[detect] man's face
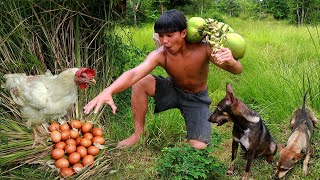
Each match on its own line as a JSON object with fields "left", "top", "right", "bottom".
{"left": 158, "top": 30, "right": 186, "bottom": 54}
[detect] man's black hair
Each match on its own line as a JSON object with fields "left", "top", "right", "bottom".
{"left": 154, "top": 9, "right": 187, "bottom": 34}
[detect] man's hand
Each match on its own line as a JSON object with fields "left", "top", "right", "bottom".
{"left": 211, "top": 48, "right": 237, "bottom": 66}
{"left": 83, "top": 88, "right": 117, "bottom": 114}
{"left": 210, "top": 47, "right": 242, "bottom": 74}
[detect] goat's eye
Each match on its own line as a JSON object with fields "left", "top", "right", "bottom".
{"left": 217, "top": 109, "right": 225, "bottom": 115}
{"left": 280, "top": 167, "right": 288, "bottom": 171}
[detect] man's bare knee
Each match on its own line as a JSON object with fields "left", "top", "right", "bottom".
{"left": 132, "top": 75, "right": 155, "bottom": 96}
{"left": 188, "top": 140, "right": 207, "bottom": 149}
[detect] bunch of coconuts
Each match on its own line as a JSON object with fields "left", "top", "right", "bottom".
{"left": 186, "top": 17, "right": 246, "bottom": 60}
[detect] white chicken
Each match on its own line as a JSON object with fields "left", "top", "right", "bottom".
{"left": 3, "top": 68, "right": 95, "bottom": 145}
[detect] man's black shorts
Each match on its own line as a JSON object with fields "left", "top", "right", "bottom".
{"left": 153, "top": 75, "right": 212, "bottom": 144}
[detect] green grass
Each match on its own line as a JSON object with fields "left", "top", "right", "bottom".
{"left": 108, "top": 17, "right": 320, "bottom": 179}
{"left": 1, "top": 10, "right": 320, "bottom": 179}
{"left": 116, "top": 23, "right": 156, "bottom": 50}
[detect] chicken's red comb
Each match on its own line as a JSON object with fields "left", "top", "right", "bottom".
{"left": 76, "top": 68, "right": 95, "bottom": 78}
{"left": 76, "top": 68, "right": 95, "bottom": 89}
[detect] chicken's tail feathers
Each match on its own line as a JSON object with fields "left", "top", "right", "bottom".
{"left": 3, "top": 73, "right": 27, "bottom": 79}
{"left": 2, "top": 74, "right": 26, "bottom": 106}
{"left": 45, "top": 69, "right": 53, "bottom": 76}
{"left": 3, "top": 73, "right": 26, "bottom": 89}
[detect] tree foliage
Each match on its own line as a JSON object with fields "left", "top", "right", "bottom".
{"left": 287, "top": 0, "right": 320, "bottom": 25}
{"left": 120, "top": 0, "right": 320, "bottom": 26}
{"left": 263, "top": 0, "right": 289, "bottom": 20}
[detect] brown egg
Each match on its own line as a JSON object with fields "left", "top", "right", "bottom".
{"left": 55, "top": 141, "right": 66, "bottom": 150}
{"left": 82, "top": 155, "right": 94, "bottom": 166}
{"left": 68, "top": 152, "right": 81, "bottom": 164}
{"left": 50, "top": 130, "right": 61, "bottom": 143}
{"left": 60, "top": 130, "right": 70, "bottom": 141}
{"left": 87, "top": 146, "right": 100, "bottom": 156}
{"left": 76, "top": 146, "right": 87, "bottom": 158}
{"left": 81, "top": 122, "right": 93, "bottom": 133}
{"left": 51, "top": 148, "right": 65, "bottom": 160}
{"left": 69, "top": 129, "right": 79, "bottom": 139}
{"left": 70, "top": 120, "right": 82, "bottom": 129}
{"left": 49, "top": 122, "right": 60, "bottom": 132}
{"left": 91, "top": 127, "right": 103, "bottom": 137}
{"left": 65, "top": 138, "right": 77, "bottom": 146}
{"left": 80, "top": 138, "right": 92, "bottom": 147}
{"left": 55, "top": 158, "right": 69, "bottom": 168}
{"left": 83, "top": 133, "right": 93, "bottom": 140}
{"left": 60, "top": 123, "right": 70, "bottom": 131}
{"left": 75, "top": 137, "right": 82, "bottom": 145}
{"left": 59, "top": 167, "right": 74, "bottom": 177}
{"left": 92, "top": 136, "right": 105, "bottom": 145}
{"left": 65, "top": 144, "right": 76, "bottom": 154}
{"left": 72, "top": 163, "right": 84, "bottom": 173}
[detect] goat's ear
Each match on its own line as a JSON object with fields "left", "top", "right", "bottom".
{"left": 293, "top": 152, "right": 303, "bottom": 161}
{"left": 226, "top": 83, "right": 232, "bottom": 93}
{"left": 277, "top": 144, "right": 284, "bottom": 152}
{"left": 226, "top": 83, "right": 235, "bottom": 104}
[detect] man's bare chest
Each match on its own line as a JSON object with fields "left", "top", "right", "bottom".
{"left": 165, "top": 57, "right": 208, "bottom": 77}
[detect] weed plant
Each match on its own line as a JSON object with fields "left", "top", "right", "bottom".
{"left": 114, "top": 16, "right": 320, "bottom": 179}
{"left": 156, "top": 130, "right": 225, "bottom": 180}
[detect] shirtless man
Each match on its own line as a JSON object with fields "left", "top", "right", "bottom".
{"left": 83, "top": 9, "right": 243, "bottom": 149}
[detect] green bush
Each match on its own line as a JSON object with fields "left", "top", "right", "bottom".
{"left": 156, "top": 132, "right": 225, "bottom": 180}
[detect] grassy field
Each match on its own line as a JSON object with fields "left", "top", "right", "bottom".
{"left": 108, "top": 17, "right": 320, "bottom": 179}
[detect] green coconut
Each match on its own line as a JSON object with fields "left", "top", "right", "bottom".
{"left": 217, "top": 22, "right": 234, "bottom": 33}
{"left": 186, "top": 17, "right": 206, "bottom": 43}
{"left": 222, "top": 33, "right": 246, "bottom": 59}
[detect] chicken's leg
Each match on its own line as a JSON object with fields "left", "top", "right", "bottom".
{"left": 32, "top": 125, "right": 48, "bottom": 148}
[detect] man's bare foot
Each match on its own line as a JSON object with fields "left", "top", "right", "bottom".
{"left": 116, "top": 133, "right": 141, "bottom": 149}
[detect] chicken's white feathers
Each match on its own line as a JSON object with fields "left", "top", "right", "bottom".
{"left": 3, "top": 68, "right": 80, "bottom": 127}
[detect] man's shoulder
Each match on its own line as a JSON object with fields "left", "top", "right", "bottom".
{"left": 149, "top": 47, "right": 166, "bottom": 57}
{"left": 187, "top": 41, "right": 211, "bottom": 56}
{"left": 145, "top": 47, "right": 166, "bottom": 65}
{"left": 187, "top": 41, "right": 209, "bottom": 49}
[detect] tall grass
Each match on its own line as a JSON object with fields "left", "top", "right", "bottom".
{"left": 117, "top": 17, "right": 320, "bottom": 143}
{"left": 220, "top": 18, "right": 320, "bottom": 132}
{"left": 109, "top": 17, "right": 320, "bottom": 179}
{"left": 210, "top": 18, "right": 320, "bottom": 179}
{"left": 0, "top": 0, "right": 138, "bottom": 178}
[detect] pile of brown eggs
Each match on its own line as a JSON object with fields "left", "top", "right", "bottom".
{"left": 49, "top": 120, "right": 105, "bottom": 177}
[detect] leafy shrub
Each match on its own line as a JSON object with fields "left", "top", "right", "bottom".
{"left": 201, "top": 10, "right": 225, "bottom": 22}
{"left": 156, "top": 132, "right": 225, "bottom": 179}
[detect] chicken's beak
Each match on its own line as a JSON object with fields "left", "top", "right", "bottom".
{"left": 88, "top": 78, "right": 96, "bottom": 85}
